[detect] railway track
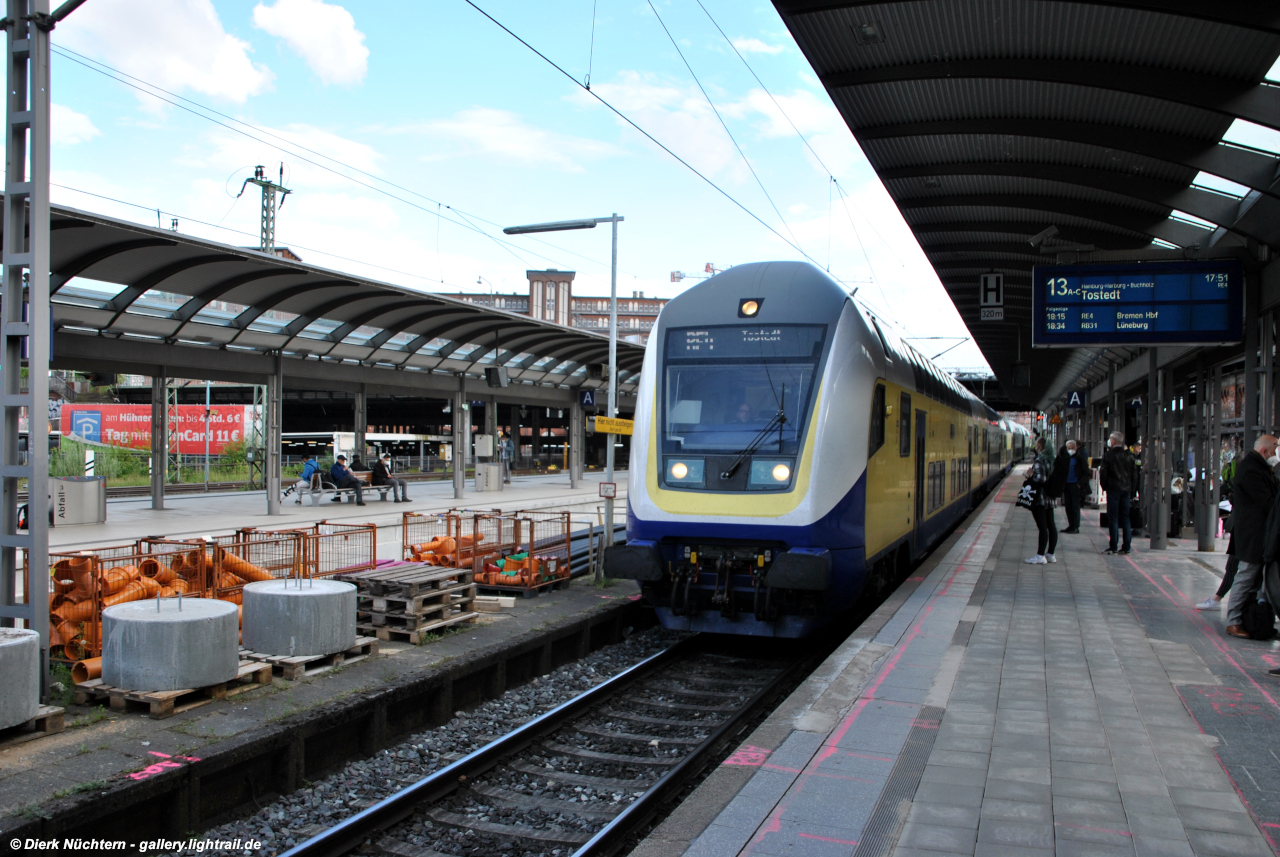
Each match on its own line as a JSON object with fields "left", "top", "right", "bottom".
{"left": 279, "top": 635, "right": 806, "bottom": 857}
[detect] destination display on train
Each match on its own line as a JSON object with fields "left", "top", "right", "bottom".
{"left": 1032, "top": 260, "right": 1243, "bottom": 347}
{"left": 666, "top": 324, "right": 826, "bottom": 359}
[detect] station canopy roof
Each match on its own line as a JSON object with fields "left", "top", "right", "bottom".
{"left": 36, "top": 202, "right": 644, "bottom": 393}
{"left": 775, "top": 0, "right": 1280, "bottom": 408}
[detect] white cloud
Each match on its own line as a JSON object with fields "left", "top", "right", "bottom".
{"left": 253, "top": 0, "right": 368, "bottom": 87}
{"left": 732, "top": 37, "right": 784, "bottom": 55}
{"left": 412, "top": 108, "right": 619, "bottom": 172}
{"left": 56, "top": 0, "right": 273, "bottom": 104}
{"left": 52, "top": 104, "right": 100, "bottom": 145}
{"left": 571, "top": 72, "right": 749, "bottom": 181}
{"left": 739, "top": 87, "right": 861, "bottom": 176}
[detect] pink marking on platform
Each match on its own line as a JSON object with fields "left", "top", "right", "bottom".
{"left": 723, "top": 745, "right": 771, "bottom": 767}
{"left": 1124, "top": 555, "right": 1280, "bottom": 852}
{"left": 742, "top": 494, "right": 1006, "bottom": 855}
{"left": 798, "top": 832, "right": 859, "bottom": 845}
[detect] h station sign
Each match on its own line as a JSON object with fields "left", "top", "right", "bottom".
{"left": 979, "top": 273, "right": 1004, "bottom": 322}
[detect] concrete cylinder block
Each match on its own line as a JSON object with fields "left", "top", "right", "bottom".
{"left": 242, "top": 579, "right": 357, "bottom": 657}
{"left": 103, "top": 598, "right": 239, "bottom": 691}
{"left": 0, "top": 628, "right": 39, "bottom": 729}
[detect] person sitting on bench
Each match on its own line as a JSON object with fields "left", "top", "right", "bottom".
{"left": 293, "top": 454, "right": 326, "bottom": 504}
{"left": 373, "top": 453, "right": 410, "bottom": 503}
{"left": 330, "top": 454, "right": 365, "bottom": 505}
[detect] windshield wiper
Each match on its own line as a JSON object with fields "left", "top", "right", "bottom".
{"left": 720, "top": 409, "right": 787, "bottom": 480}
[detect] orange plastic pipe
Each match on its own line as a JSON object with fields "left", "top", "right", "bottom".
{"left": 71, "top": 657, "right": 101, "bottom": 684}
{"left": 139, "top": 557, "right": 161, "bottom": 578}
{"left": 66, "top": 555, "right": 95, "bottom": 602}
{"left": 222, "top": 553, "right": 272, "bottom": 583}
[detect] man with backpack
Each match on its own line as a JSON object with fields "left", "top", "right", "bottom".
{"left": 1225, "top": 434, "right": 1280, "bottom": 639}
{"left": 1101, "top": 432, "right": 1138, "bottom": 555}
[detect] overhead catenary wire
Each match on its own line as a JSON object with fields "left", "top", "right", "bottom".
{"left": 695, "top": 0, "right": 837, "bottom": 179}
{"left": 51, "top": 182, "right": 497, "bottom": 296}
{"left": 49, "top": 43, "right": 637, "bottom": 280}
{"left": 462, "top": 0, "right": 830, "bottom": 271}
{"left": 644, "top": 0, "right": 804, "bottom": 254}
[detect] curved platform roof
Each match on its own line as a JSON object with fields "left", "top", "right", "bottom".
{"left": 35, "top": 202, "right": 644, "bottom": 398}
{"left": 775, "top": 0, "right": 1280, "bottom": 408}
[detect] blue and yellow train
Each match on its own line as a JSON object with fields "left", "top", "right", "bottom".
{"left": 605, "top": 262, "right": 1018, "bottom": 637}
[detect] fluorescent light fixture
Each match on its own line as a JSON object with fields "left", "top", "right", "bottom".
{"left": 503, "top": 219, "right": 599, "bottom": 235}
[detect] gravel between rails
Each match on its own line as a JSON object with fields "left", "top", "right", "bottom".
{"left": 186, "top": 627, "right": 684, "bottom": 856}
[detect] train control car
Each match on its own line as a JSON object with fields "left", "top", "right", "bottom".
{"left": 605, "top": 261, "right": 1014, "bottom": 637}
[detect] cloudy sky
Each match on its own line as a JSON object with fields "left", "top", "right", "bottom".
{"left": 51, "top": 0, "right": 988, "bottom": 370}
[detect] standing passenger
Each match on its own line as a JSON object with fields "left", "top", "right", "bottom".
{"left": 1223, "top": 435, "right": 1279, "bottom": 639}
{"left": 1101, "top": 432, "right": 1137, "bottom": 555}
{"left": 1060, "top": 440, "right": 1089, "bottom": 533}
{"left": 1024, "top": 437, "right": 1059, "bottom": 564}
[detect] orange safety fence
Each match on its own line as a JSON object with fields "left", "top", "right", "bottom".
{"left": 402, "top": 511, "right": 465, "bottom": 567}
{"left": 239, "top": 521, "right": 376, "bottom": 578}
{"left": 211, "top": 532, "right": 305, "bottom": 604}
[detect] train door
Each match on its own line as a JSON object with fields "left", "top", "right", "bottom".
{"left": 914, "top": 409, "right": 927, "bottom": 549}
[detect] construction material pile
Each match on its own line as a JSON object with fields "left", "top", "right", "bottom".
{"left": 402, "top": 509, "right": 573, "bottom": 594}
{"left": 45, "top": 534, "right": 303, "bottom": 664}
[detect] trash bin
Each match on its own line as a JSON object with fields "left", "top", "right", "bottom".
{"left": 474, "top": 463, "right": 504, "bottom": 492}
{"left": 50, "top": 476, "right": 107, "bottom": 526}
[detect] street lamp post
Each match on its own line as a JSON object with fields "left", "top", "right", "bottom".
{"left": 504, "top": 215, "right": 624, "bottom": 551}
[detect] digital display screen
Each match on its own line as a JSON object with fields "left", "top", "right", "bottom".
{"left": 666, "top": 324, "right": 826, "bottom": 360}
{"left": 1032, "top": 260, "right": 1243, "bottom": 347}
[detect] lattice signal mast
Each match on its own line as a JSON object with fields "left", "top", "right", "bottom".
{"left": 238, "top": 164, "right": 291, "bottom": 253}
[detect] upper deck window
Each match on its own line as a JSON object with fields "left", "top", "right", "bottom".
{"left": 661, "top": 324, "right": 826, "bottom": 455}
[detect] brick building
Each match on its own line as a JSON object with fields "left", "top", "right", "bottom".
{"left": 439, "top": 269, "right": 667, "bottom": 344}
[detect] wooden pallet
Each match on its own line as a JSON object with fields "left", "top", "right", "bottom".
{"left": 359, "top": 593, "right": 477, "bottom": 630}
{"left": 477, "top": 576, "right": 571, "bottom": 599}
{"left": 74, "top": 660, "right": 272, "bottom": 719}
{"left": 339, "top": 564, "right": 474, "bottom": 598}
{"left": 358, "top": 610, "right": 479, "bottom": 644}
{"left": 358, "top": 581, "right": 476, "bottom": 615}
{"left": 239, "top": 636, "right": 379, "bottom": 681}
{"left": 0, "top": 705, "right": 65, "bottom": 749}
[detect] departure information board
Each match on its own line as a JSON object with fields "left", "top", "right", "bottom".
{"left": 666, "top": 324, "right": 826, "bottom": 359}
{"left": 1032, "top": 260, "right": 1243, "bottom": 347}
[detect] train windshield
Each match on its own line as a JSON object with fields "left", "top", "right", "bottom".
{"left": 662, "top": 325, "right": 825, "bottom": 454}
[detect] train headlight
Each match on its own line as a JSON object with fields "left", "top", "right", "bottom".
{"left": 738, "top": 297, "right": 764, "bottom": 318}
{"left": 749, "top": 459, "right": 794, "bottom": 490}
{"left": 664, "top": 457, "right": 705, "bottom": 488}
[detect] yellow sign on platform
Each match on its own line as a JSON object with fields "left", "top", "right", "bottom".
{"left": 593, "top": 416, "right": 634, "bottom": 435}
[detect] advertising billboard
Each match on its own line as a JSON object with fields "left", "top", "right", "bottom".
{"left": 60, "top": 405, "right": 250, "bottom": 454}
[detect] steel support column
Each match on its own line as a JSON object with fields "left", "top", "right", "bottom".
{"left": 0, "top": 0, "right": 51, "bottom": 702}
{"left": 1246, "top": 273, "right": 1261, "bottom": 451}
{"left": 453, "top": 374, "right": 464, "bottom": 500}
{"left": 1152, "top": 365, "right": 1172, "bottom": 555}
{"left": 266, "top": 354, "right": 282, "bottom": 516}
{"left": 1206, "top": 362, "right": 1222, "bottom": 551}
{"left": 354, "top": 383, "right": 367, "bottom": 463}
{"left": 150, "top": 372, "right": 167, "bottom": 510}
{"left": 1147, "top": 349, "right": 1165, "bottom": 549}
{"left": 569, "top": 397, "right": 583, "bottom": 488}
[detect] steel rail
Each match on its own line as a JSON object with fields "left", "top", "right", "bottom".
{"left": 278, "top": 634, "right": 703, "bottom": 857}
{"left": 572, "top": 654, "right": 798, "bottom": 856}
